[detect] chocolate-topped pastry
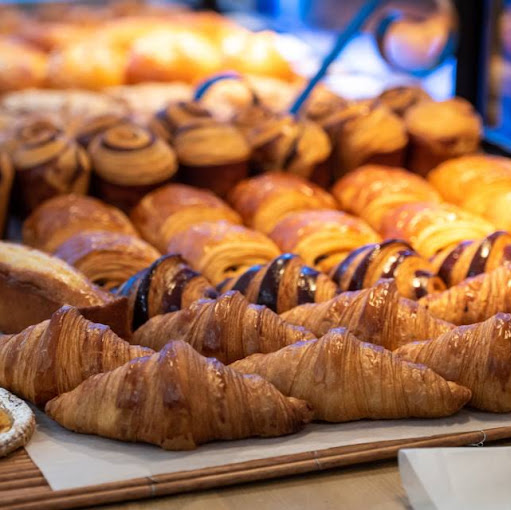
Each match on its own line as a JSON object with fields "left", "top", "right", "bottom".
{"left": 74, "top": 113, "right": 130, "bottom": 148}
{"left": 115, "top": 253, "right": 218, "bottom": 331}
{"left": 88, "top": 121, "right": 177, "bottom": 211}
{"left": 10, "top": 119, "right": 91, "bottom": 215}
{"left": 405, "top": 98, "right": 482, "bottom": 177}
{"left": 378, "top": 86, "right": 431, "bottom": 117}
{"left": 0, "top": 152, "right": 14, "bottom": 238}
{"left": 329, "top": 239, "right": 446, "bottom": 300}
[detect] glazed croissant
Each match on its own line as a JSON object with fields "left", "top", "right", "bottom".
{"left": 130, "top": 183, "right": 242, "bottom": 252}
{"left": 132, "top": 291, "right": 316, "bottom": 364}
{"left": 115, "top": 254, "right": 218, "bottom": 331}
{"left": 431, "top": 231, "right": 511, "bottom": 287}
{"left": 167, "top": 220, "right": 280, "bottom": 285}
{"left": 231, "top": 328, "right": 470, "bottom": 422}
{"left": 218, "top": 253, "right": 339, "bottom": 314}
{"left": 281, "top": 279, "right": 454, "bottom": 351}
{"left": 418, "top": 264, "right": 511, "bottom": 325}
{"left": 45, "top": 341, "right": 312, "bottom": 450}
{"left": 331, "top": 164, "right": 441, "bottom": 231}
{"left": 380, "top": 202, "right": 495, "bottom": 259}
{"left": 329, "top": 239, "right": 446, "bottom": 300}
{"left": 0, "top": 152, "right": 14, "bottom": 238}
{"left": 0, "top": 306, "right": 152, "bottom": 407}
{"left": 395, "top": 313, "right": 511, "bottom": 412}
{"left": 23, "top": 194, "right": 138, "bottom": 253}
{"left": 269, "top": 210, "right": 381, "bottom": 273}
{"left": 227, "top": 172, "right": 337, "bottom": 234}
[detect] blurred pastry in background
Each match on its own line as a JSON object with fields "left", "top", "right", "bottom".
{"left": 378, "top": 86, "right": 432, "bottom": 117}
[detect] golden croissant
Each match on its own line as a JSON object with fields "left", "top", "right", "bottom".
{"left": 281, "top": 279, "right": 454, "bottom": 351}
{"left": 0, "top": 306, "right": 152, "bottom": 407}
{"left": 45, "top": 341, "right": 312, "bottom": 450}
{"left": 418, "top": 264, "right": 511, "bottom": 325}
{"left": 395, "top": 313, "right": 511, "bottom": 412}
{"left": 132, "top": 290, "right": 316, "bottom": 364}
{"left": 231, "top": 328, "right": 471, "bottom": 422}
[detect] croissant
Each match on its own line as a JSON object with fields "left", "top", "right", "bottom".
{"left": 45, "top": 341, "right": 312, "bottom": 450}
{"left": 231, "top": 328, "right": 471, "bottom": 422}
{"left": 281, "top": 279, "right": 454, "bottom": 350}
{"left": 332, "top": 164, "right": 441, "bottom": 231}
{"left": 0, "top": 306, "right": 152, "bottom": 407}
{"left": 167, "top": 220, "right": 280, "bottom": 285}
{"left": 380, "top": 202, "right": 495, "bottom": 259}
{"left": 378, "top": 86, "right": 431, "bottom": 117}
{"left": 23, "top": 194, "right": 138, "bottom": 253}
{"left": 329, "top": 239, "right": 446, "bottom": 300}
{"left": 115, "top": 254, "right": 218, "bottom": 331}
{"left": 0, "top": 152, "right": 14, "bottom": 238}
{"left": 228, "top": 173, "right": 337, "bottom": 234}
{"left": 54, "top": 231, "right": 161, "bottom": 290}
{"left": 418, "top": 264, "right": 511, "bottom": 325}
{"left": 218, "top": 253, "right": 339, "bottom": 314}
{"left": 269, "top": 210, "right": 381, "bottom": 273}
{"left": 0, "top": 241, "right": 130, "bottom": 337}
{"left": 132, "top": 291, "right": 315, "bottom": 364}
{"left": 130, "top": 183, "right": 242, "bottom": 252}
{"left": 431, "top": 231, "right": 511, "bottom": 287}
{"left": 395, "top": 313, "right": 511, "bottom": 412}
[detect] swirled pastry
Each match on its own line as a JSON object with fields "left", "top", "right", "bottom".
{"left": 269, "top": 209, "right": 381, "bottom": 273}
{"left": 23, "top": 194, "right": 138, "bottom": 253}
{"left": 0, "top": 153, "right": 14, "bottom": 237}
{"left": 166, "top": 220, "right": 280, "bottom": 285}
{"left": 130, "top": 183, "right": 242, "bottom": 252}
{"left": 218, "top": 253, "right": 339, "bottom": 314}
{"left": 330, "top": 240, "right": 445, "bottom": 300}
{"left": 228, "top": 173, "right": 337, "bottom": 234}
{"left": 380, "top": 202, "right": 495, "bottom": 259}
{"left": 74, "top": 113, "right": 129, "bottom": 148}
{"left": 404, "top": 98, "right": 482, "bottom": 176}
{"left": 378, "top": 86, "right": 431, "bottom": 117}
{"left": 332, "top": 164, "right": 441, "bottom": 231}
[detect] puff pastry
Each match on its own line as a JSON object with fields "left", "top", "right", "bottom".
{"left": 231, "top": 328, "right": 470, "bottom": 422}
{"left": 269, "top": 209, "right": 381, "bottom": 273}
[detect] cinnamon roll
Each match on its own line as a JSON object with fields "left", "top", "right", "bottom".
{"left": 167, "top": 220, "right": 280, "bottom": 285}
{"left": 228, "top": 172, "right": 337, "bottom": 234}
{"left": 130, "top": 183, "right": 242, "bottom": 252}
{"left": 74, "top": 113, "right": 130, "bottom": 148}
{"left": 0, "top": 153, "right": 14, "bottom": 238}
{"left": 269, "top": 209, "right": 381, "bottom": 273}
{"left": 378, "top": 86, "right": 431, "bottom": 117}
{"left": 10, "top": 119, "right": 91, "bottom": 214}
{"left": 329, "top": 239, "right": 446, "bottom": 300}
{"left": 332, "top": 164, "right": 441, "bottom": 231}
{"left": 405, "top": 98, "right": 482, "bottom": 176}
{"left": 88, "top": 122, "right": 177, "bottom": 211}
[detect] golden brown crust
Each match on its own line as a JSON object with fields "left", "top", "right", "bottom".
{"left": 228, "top": 172, "right": 337, "bottom": 234}
{"left": 332, "top": 164, "right": 441, "bottom": 231}
{"left": 378, "top": 86, "right": 431, "bottom": 117}
{"left": 167, "top": 220, "right": 280, "bottom": 285}
{"left": 45, "top": 341, "right": 312, "bottom": 450}
{"left": 132, "top": 291, "right": 315, "bottom": 364}
{"left": 231, "top": 328, "right": 470, "bottom": 422}
{"left": 0, "top": 153, "right": 14, "bottom": 238}
{"left": 269, "top": 209, "right": 380, "bottom": 273}
{"left": 281, "top": 279, "right": 454, "bottom": 351}
{"left": 130, "top": 183, "right": 242, "bottom": 252}
{"left": 23, "top": 194, "right": 138, "bottom": 253}
{"left": 73, "top": 113, "right": 130, "bottom": 148}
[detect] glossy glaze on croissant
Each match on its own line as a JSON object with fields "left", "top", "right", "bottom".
{"left": 281, "top": 279, "right": 454, "bottom": 350}
{"left": 115, "top": 254, "right": 218, "bottom": 331}
{"left": 45, "top": 341, "right": 312, "bottom": 450}
{"left": 269, "top": 209, "right": 380, "bottom": 273}
{"left": 167, "top": 220, "right": 280, "bottom": 285}
{"left": 380, "top": 202, "right": 495, "bottom": 259}
{"left": 0, "top": 152, "right": 14, "bottom": 237}
{"left": 23, "top": 194, "right": 138, "bottom": 253}
{"left": 0, "top": 306, "right": 152, "bottom": 407}
{"left": 54, "top": 230, "right": 160, "bottom": 290}
{"left": 231, "top": 328, "right": 470, "bottom": 422}
{"left": 218, "top": 253, "right": 338, "bottom": 314}
{"left": 228, "top": 173, "right": 337, "bottom": 234}
{"left": 418, "top": 264, "right": 511, "bottom": 325}
{"left": 330, "top": 239, "right": 446, "bottom": 300}
{"left": 130, "top": 183, "right": 242, "bottom": 252}
{"left": 395, "top": 314, "right": 511, "bottom": 412}
{"left": 133, "top": 291, "right": 315, "bottom": 364}
{"left": 332, "top": 164, "right": 441, "bottom": 231}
